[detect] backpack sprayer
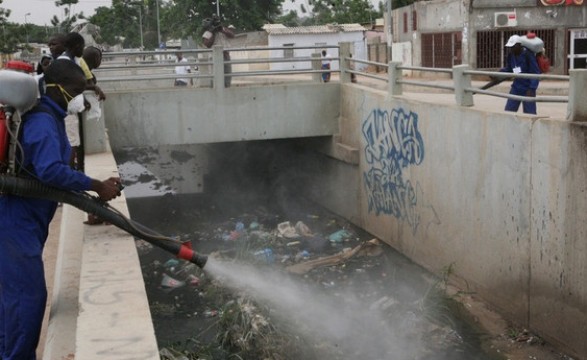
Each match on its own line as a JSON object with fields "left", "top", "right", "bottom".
{"left": 0, "top": 68, "right": 208, "bottom": 269}
{"left": 481, "top": 32, "right": 549, "bottom": 91}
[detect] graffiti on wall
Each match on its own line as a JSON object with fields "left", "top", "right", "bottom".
{"left": 538, "top": 0, "right": 584, "bottom": 6}
{"left": 362, "top": 107, "right": 426, "bottom": 234}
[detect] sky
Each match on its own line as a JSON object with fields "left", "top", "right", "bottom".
{"left": 3, "top": 0, "right": 383, "bottom": 26}
{"left": 2, "top": 0, "right": 112, "bottom": 25}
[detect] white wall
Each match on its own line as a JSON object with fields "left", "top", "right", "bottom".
{"left": 267, "top": 33, "right": 366, "bottom": 71}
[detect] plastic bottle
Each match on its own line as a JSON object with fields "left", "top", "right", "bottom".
{"left": 254, "top": 248, "right": 274, "bottom": 264}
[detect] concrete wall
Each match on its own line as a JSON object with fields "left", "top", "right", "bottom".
{"left": 473, "top": 0, "right": 535, "bottom": 6}
{"left": 530, "top": 119, "right": 587, "bottom": 356}
{"left": 323, "top": 85, "right": 533, "bottom": 322}
{"left": 103, "top": 83, "right": 340, "bottom": 194}
{"left": 104, "top": 83, "right": 340, "bottom": 149}
{"left": 304, "top": 84, "right": 587, "bottom": 359}
{"left": 99, "top": 73, "right": 587, "bottom": 359}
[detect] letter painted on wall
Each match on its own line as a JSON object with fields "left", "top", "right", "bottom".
{"left": 538, "top": 0, "right": 584, "bottom": 6}
{"left": 362, "top": 107, "right": 425, "bottom": 234}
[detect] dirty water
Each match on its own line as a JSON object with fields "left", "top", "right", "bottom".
{"left": 126, "top": 192, "right": 501, "bottom": 360}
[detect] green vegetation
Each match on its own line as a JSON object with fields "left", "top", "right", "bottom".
{"left": 0, "top": 0, "right": 426, "bottom": 51}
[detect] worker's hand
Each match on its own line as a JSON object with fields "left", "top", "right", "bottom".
{"left": 95, "top": 85, "right": 106, "bottom": 101}
{"left": 526, "top": 89, "right": 536, "bottom": 97}
{"left": 91, "top": 177, "right": 122, "bottom": 201}
{"left": 83, "top": 97, "right": 91, "bottom": 111}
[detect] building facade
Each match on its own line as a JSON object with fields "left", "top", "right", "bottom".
{"left": 392, "top": 0, "right": 587, "bottom": 74}
{"left": 263, "top": 24, "right": 367, "bottom": 71}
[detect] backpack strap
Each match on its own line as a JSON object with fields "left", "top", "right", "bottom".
{"left": 524, "top": 49, "right": 541, "bottom": 74}
{"left": 10, "top": 102, "right": 56, "bottom": 176}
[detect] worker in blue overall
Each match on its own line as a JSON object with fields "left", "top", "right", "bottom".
{"left": 0, "top": 59, "right": 121, "bottom": 359}
{"left": 500, "top": 34, "right": 541, "bottom": 115}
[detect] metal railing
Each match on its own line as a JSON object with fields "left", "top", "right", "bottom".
{"left": 93, "top": 42, "right": 585, "bottom": 120}
{"left": 342, "top": 56, "right": 572, "bottom": 105}
{"left": 95, "top": 45, "right": 340, "bottom": 86}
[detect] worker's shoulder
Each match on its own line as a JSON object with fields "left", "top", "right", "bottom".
{"left": 24, "top": 103, "right": 58, "bottom": 123}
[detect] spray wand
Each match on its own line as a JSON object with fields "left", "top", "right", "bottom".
{"left": 0, "top": 175, "right": 208, "bottom": 268}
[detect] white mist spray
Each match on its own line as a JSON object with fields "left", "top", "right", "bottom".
{"left": 204, "top": 257, "right": 423, "bottom": 359}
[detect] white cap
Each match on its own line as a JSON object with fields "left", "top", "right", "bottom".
{"left": 505, "top": 35, "right": 522, "bottom": 47}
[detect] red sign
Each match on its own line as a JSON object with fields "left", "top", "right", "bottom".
{"left": 538, "top": 0, "right": 585, "bottom": 5}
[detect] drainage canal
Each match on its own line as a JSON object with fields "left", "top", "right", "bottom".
{"left": 116, "top": 140, "right": 500, "bottom": 360}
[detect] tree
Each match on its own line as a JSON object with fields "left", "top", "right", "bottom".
{"left": 392, "top": 0, "right": 418, "bottom": 8}
{"left": 52, "top": 0, "right": 86, "bottom": 33}
{"left": 0, "top": 0, "right": 20, "bottom": 54}
{"left": 90, "top": 0, "right": 144, "bottom": 48}
{"left": 0, "top": 0, "right": 8, "bottom": 23}
{"left": 160, "top": 0, "right": 284, "bottom": 42}
{"left": 89, "top": 0, "right": 286, "bottom": 48}
{"left": 275, "top": 10, "right": 302, "bottom": 27}
{"left": 303, "top": 0, "right": 381, "bottom": 25}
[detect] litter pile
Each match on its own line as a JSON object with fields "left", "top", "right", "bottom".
{"left": 132, "top": 200, "right": 495, "bottom": 360}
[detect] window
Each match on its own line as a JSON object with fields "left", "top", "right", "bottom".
{"left": 403, "top": 12, "right": 408, "bottom": 33}
{"left": 421, "top": 32, "right": 462, "bottom": 68}
{"left": 283, "top": 43, "right": 294, "bottom": 59}
{"left": 412, "top": 11, "right": 417, "bottom": 31}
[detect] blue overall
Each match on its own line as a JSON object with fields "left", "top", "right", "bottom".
{"left": 0, "top": 96, "right": 92, "bottom": 359}
{"left": 500, "top": 49, "right": 541, "bottom": 115}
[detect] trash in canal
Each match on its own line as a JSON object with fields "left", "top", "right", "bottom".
{"left": 136, "top": 199, "right": 500, "bottom": 360}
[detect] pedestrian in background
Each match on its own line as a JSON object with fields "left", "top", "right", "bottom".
{"left": 321, "top": 50, "right": 332, "bottom": 83}
{"left": 82, "top": 46, "right": 106, "bottom": 101}
{"left": 48, "top": 33, "right": 66, "bottom": 60}
{"left": 82, "top": 46, "right": 111, "bottom": 225}
{"left": 202, "top": 15, "right": 235, "bottom": 87}
{"left": 174, "top": 51, "right": 192, "bottom": 87}
{"left": 57, "top": 32, "right": 94, "bottom": 171}
{"left": 35, "top": 54, "right": 52, "bottom": 75}
{"left": 500, "top": 34, "right": 541, "bottom": 115}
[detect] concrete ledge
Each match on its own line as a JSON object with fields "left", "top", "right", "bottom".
{"left": 333, "top": 141, "right": 360, "bottom": 165}
{"left": 43, "top": 152, "right": 159, "bottom": 360}
{"left": 42, "top": 205, "right": 84, "bottom": 360}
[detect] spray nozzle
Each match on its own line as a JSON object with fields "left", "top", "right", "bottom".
{"left": 177, "top": 240, "right": 208, "bottom": 268}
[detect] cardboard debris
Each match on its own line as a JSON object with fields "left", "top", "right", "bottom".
{"left": 278, "top": 220, "right": 314, "bottom": 239}
{"left": 286, "top": 238, "right": 384, "bottom": 275}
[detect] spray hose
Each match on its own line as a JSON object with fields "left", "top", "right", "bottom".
{"left": 0, "top": 175, "right": 208, "bottom": 268}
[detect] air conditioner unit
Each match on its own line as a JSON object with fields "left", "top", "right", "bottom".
{"left": 494, "top": 11, "right": 517, "bottom": 28}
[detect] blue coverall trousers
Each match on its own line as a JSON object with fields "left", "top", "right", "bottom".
{"left": 0, "top": 228, "right": 48, "bottom": 360}
{"left": 505, "top": 86, "right": 537, "bottom": 115}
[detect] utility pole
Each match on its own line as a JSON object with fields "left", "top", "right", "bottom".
{"left": 138, "top": 7, "right": 144, "bottom": 49}
{"left": 24, "top": 12, "right": 30, "bottom": 46}
{"left": 387, "top": 0, "right": 392, "bottom": 47}
{"left": 130, "top": 2, "right": 144, "bottom": 49}
{"left": 216, "top": 0, "right": 220, "bottom": 17}
{"left": 155, "top": 0, "right": 161, "bottom": 48}
{"left": 387, "top": 0, "right": 393, "bottom": 61}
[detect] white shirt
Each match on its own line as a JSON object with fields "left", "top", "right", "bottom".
{"left": 175, "top": 57, "right": 190, "bottom": 84}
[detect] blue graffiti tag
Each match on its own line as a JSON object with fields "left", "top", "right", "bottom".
{"left": 362, "top": 108, "right": 425, "bottom": 233}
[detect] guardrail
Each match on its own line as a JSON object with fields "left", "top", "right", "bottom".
{"left": 342, "top": 53, "right": 573, "bottom": 104}
{"left": 339, "top": 42, "right": 585, "bottom": 121}
{"left": 96, "top": 45, "right": 340, "bottom": 86}
{"left": 94, "top": 42, "right": 587, "bottom": 121}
